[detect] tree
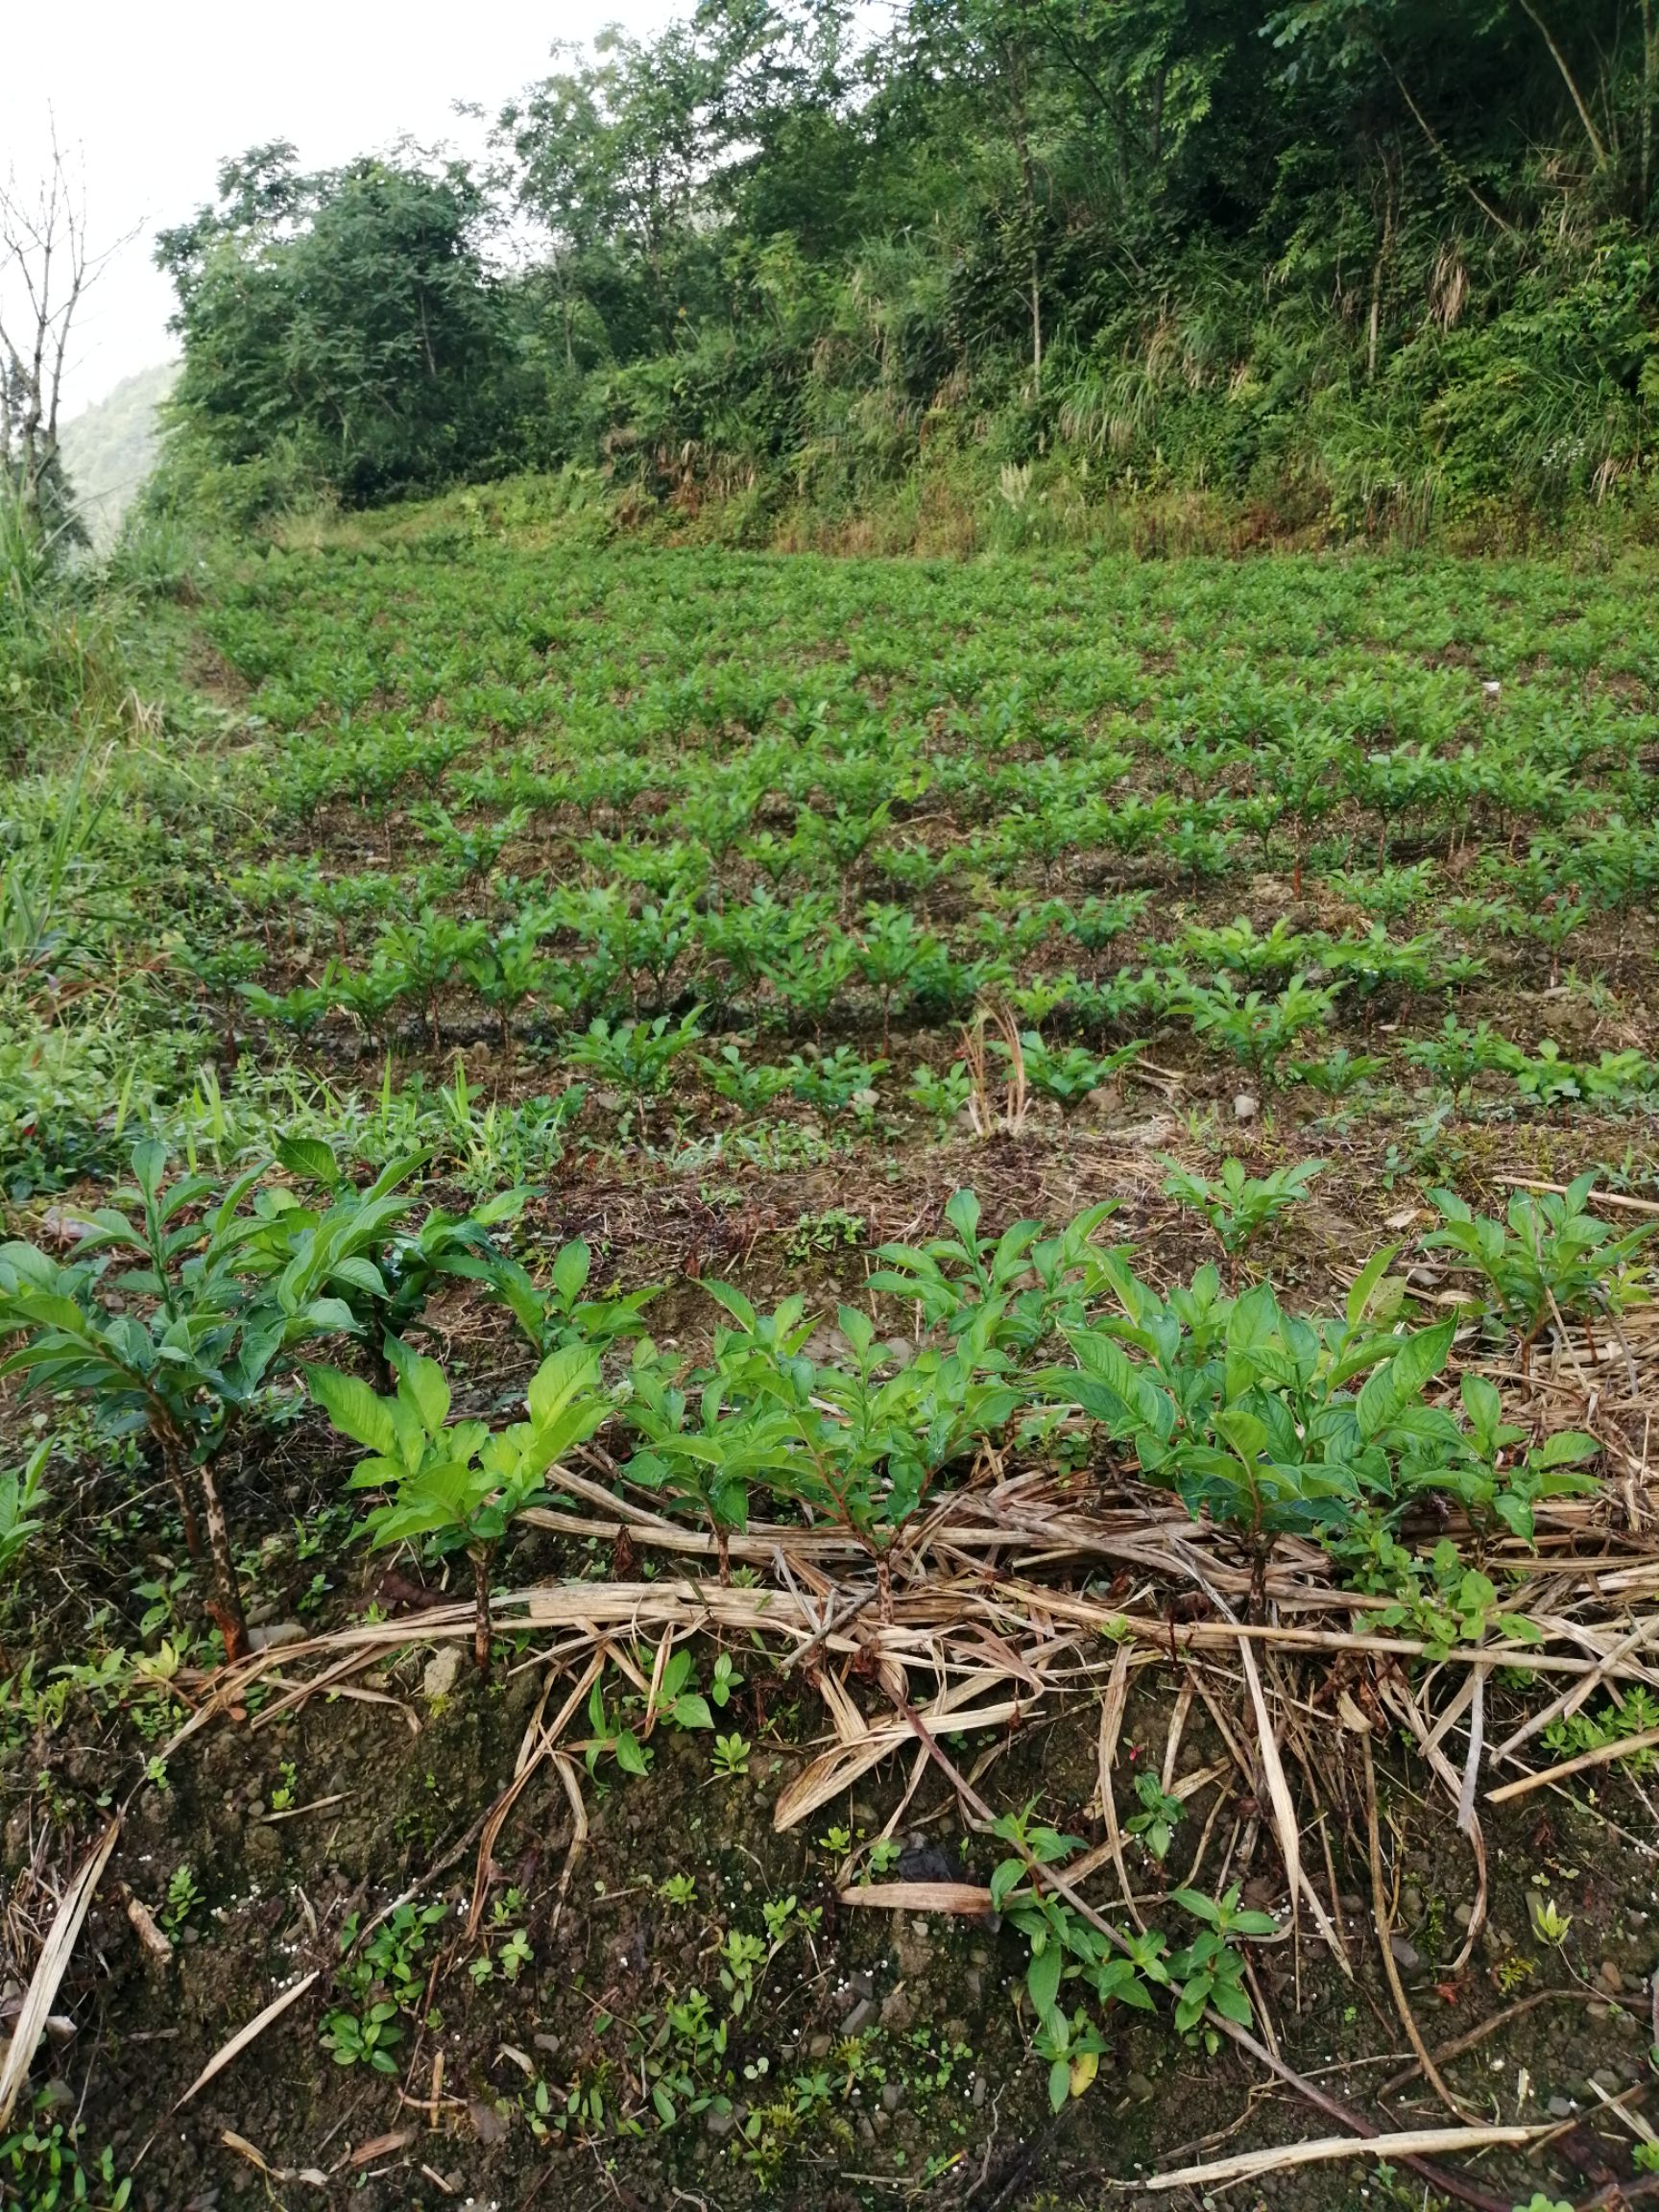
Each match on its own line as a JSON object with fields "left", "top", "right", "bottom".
{"left": 156, "top": 145, "right": 520, "bottom": 502}
{"left": 1, "top": 126, "right": 125, "bottom": 549}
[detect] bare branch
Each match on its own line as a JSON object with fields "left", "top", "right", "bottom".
{"left": 1, "top": 113, "right": 136, "bottom": 519}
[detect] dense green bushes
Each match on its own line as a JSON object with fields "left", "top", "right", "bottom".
{"left": 141, "top": 1, "right": 1659, "bottom": 541}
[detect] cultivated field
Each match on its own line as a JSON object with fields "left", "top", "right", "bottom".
{"left": 3, "top": 535, "right": 1659, "bottom": 2210}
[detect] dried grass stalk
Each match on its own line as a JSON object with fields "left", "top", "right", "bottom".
{"left": 176, "top": 1969, "right": 321, "bottom": 2108}
{"left": 0, "top": 1817, "right": 120, "bottom": 2129}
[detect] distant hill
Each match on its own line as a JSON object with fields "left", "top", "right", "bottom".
{"left": 59, "top": 362, "right": 180, "bottom": 548}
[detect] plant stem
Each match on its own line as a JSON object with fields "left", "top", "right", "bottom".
{"left": 157, "top": 1436, "right": 206, "bottom": 1572}
{"left": 472, "top": 1550, "right": 493, "bottom": 1675}
{"left": 197, "top": 1455, "right": 249, "bottom": 1663}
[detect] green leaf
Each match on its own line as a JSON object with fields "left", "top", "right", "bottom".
{"left": 1169, "top": 1888, "right": 1219, "bottom": 1925}
{"left": 614, "top": 1729, "right": 650, "bottom": 1776}
{"left": 1356, "top": 1319, "right": 1455, "bottom": 1439}
{"left": 329, "top": 1255, "right": 389, "bottom": 1301}
{"left": 1345, "top": 1242, "right": 1400, "bottom": 1329}
{"left": 1027, "top": 1940, "right": 1064, "bottom": 2017}
{"left": 297, "top": 1297, "right": 359, "bottom": 1337}
{"left": 989, "top": 1860, "right": 1022, "bottom": 1911}
{"left": 1535, "top": 1431, "right": 1597, "bottom": 1467}
{"left": 706, "top": 1278, "right": 757, "bottom": 1332}
{"left": 945, "top": 1189, "right": 981, "bottom": 1245}
{"left": 131, "top": 1139, "right": 168, "bottom": 1200}
{"left": 307, "top": 1366, "right": 398, "bottom": 1456}
{"left": 1047, "top": 2057, "right": 1071, "bottom": 2114}
{"left": 401, "top": 1353, "right": 452, "bottom": 1437}
{"left": 276, "top": 1135, "right": 340, "bottom": 1188}
{"left": 1172, "top": 1986, "right": 1207, "bottom": 2033}
{"left": 1209, "top": 1977, "right": 1255, "bottom": 2025}
{"left": 551, "top": 1238, "right": 591, "bottom": 1302}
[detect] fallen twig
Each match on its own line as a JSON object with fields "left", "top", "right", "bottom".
{"left": 1486, "top": 1724, "right": 1659, "bottom": 1804}
{"left": 1141, "top": 2120, "right": 1550, "bottom": 2191}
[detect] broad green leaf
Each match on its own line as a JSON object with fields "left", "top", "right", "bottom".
{"left": 276, "top": 1136, "right": 340, "bottom": 1188}
{"left": 551, "top": 1239, "right": 591, "bottom": 1301}
{"left": 528, "top": 1342, "right": 601, "bottom": 1430}
{"left": 307, "top": 1366, "right": 398, "bottom": 1456}
{"left": 402, "top": 1353, "right": 452, "bottom": 1437}
{"left": 1356, "top": 1319, "right": 1455, "bottom": 1439}
{"left": 1345, "top": 1243, "right": 1400, "bottom": 1329}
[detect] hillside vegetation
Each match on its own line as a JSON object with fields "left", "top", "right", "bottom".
{"left": 145, "top": 0, "right": 1659, "bottom": 544}
{"left": 2, "top": 493, "right": 1659, "bottom": 2203}
{"left": 58, "top": 364, "right": 180, "bottom": 550}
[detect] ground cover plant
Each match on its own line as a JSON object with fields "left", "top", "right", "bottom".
{"left": 2, "top": 518, "right": 1659, "bottom": 2211}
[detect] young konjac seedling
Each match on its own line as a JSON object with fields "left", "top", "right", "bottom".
{"left": 1161, "top": 1156, "right": 1323, "bottom": 1269}
{"left": 1422, "top": 1173, "right": 1655, "bottom": 1358}
{"left": 0, "top": 1141, "right": 367, "bottom": 1659}
{"left": 466, "top": 1233, "right": 659, "bottom": 1359}
{"left": 0, "top": 1441, "right": 49, "bottom": 1583}
{"left": 307, "top": 1337, "right": 609, "bottom": 1671}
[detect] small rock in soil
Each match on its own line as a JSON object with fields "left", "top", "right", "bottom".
{"left": 245, "top": 1826, "right": 283, "bottom": 1883}
{"left": 1548, "top": 2096, "right": 1574, "bottom": 2118}
{"left": 849, "top": 1969, "right": 875, "bottom": 2002}
{"left": 881, "top": 2082, "right": 905, "bottom": 2113}
{"left": 841, "top": 1996, "right": 875, "bottom": 2034}
{"left": 1233, "top": 1093, "right": 1259, "bottom": 1122}
{"left": 706, "top": 2106, "right": 736, "bottom": 2138}
{"left": 898, "top": 1842, "right": 954, "bottom": 1884}
{"left": 247, "top": 1622, "right": 304, "bottom": 1653}
{"left": 423, "top": 1646, "right": 462, "bottom": 1700}
{"left": 1388, "top": 1935, "right": 1423, "bottom": 1974}
{"left": 1599, "top": 1960, "right": 1625, "bottom": 1992}
{"left": 1454, "top": 1902, "right": 1474, "bottom": 1927}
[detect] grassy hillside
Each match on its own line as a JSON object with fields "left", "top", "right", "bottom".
{"left": 59, "top": 362, "right": 179, "bottom": 549}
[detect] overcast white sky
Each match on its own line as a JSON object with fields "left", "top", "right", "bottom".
{"left": 4, "top": 0, "right": 679, "bottom": 416}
